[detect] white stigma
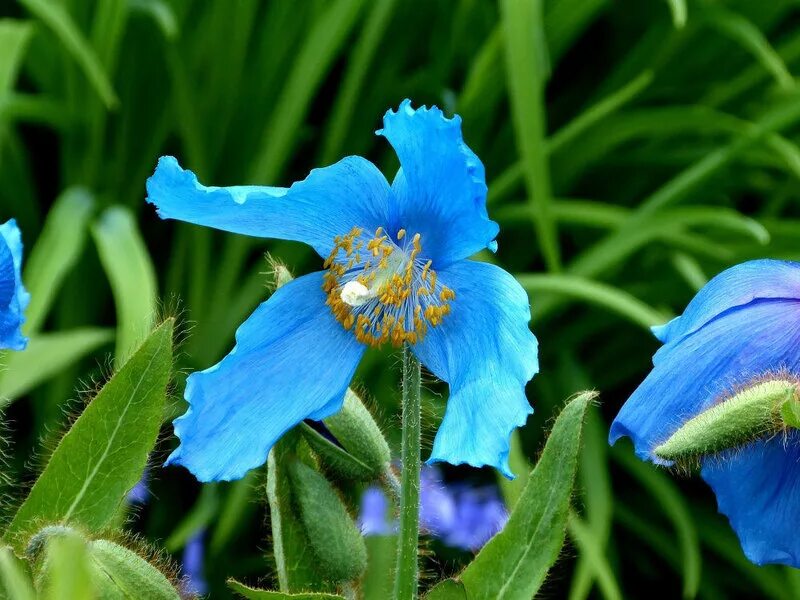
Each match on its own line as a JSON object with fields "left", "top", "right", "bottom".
{"left": 341, "top": 280, "right": 373, "bottom": 307}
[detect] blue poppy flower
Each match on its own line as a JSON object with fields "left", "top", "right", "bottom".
{"left": 610, "top": 259, "right": 800, "bottom": 567}
{"left": 0, "top": 219, "right": 29, "bottom": 351}
{"left": 147, "top": 100, "right": 539, "bottom": 482}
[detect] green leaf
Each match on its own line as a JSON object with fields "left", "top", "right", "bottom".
{"left": 21, "top": 187, "right": 95, "bottom": 335}
{"left": 228, "top": 580, "right": 343, "bottom": 599}
{"left": 19, "top": 0, "right": 119, "bottom": 108}
{"left": 288, "top": 460, "right": 367, "bottom": 584}
{"left": 425, "top": 579, "right": 468, "bottom": 600}
{"left": 0, "top": 328, "right": 113, "bottom": 404}
{"left": 6, "top": 320, "right": 173, "bottom": 549}
{"left": 0, "top": 20, "right": 33, "bottom": 94}
{"left": 459, "top": 391, "right": 595, "bottom": 599}
{"left": 0, "top": 546, "right": 35, "bottom": 600}
{"left": 267, "top": 436, "right": 329, "bottom": 593}
{"left": 92, "top": 207, "right": 158, "bottom": 366}
{"left": 88, "top": 540, "right": 179, "bottom": 599}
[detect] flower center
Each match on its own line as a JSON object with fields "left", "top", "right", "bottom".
{"left": 323, "top": 226, "right": 455, "bottom": 347}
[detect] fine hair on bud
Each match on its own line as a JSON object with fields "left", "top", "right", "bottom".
{"left": 654, "top": 377, "right": 800, "bottom": 466}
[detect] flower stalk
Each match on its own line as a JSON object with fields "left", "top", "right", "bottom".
{"left": 393, "top": 345, "right": 422, "bottom": 600}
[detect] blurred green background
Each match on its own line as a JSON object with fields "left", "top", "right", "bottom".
{"left": 2, "top": 0, "right": 800, "bottom": 597}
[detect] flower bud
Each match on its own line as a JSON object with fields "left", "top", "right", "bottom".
{"left": 27, "top": 527, "right": 180, "bottom": 599}
{"left": 302, "top": 389, "right": 391, "bottom": 481}
{"left": 654, "top": 378, "right": 800, "bottom": 462}
{"left": 87, "top": 540, "right": 180, "bottom": 599}
{"left": 288, "top": 460, "right": 367, "bottom": 583}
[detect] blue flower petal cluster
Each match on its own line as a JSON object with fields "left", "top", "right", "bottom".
{"left": 610, "top": 259, "right": 800, "bottom": 567}
{"left": 358, "top": 466, "right": 507, "bottom": 551}
{"left": 147, "top": 100, "right": 538, "bottom": 482}
{"left": 0, "top": 219, "right": 28, "bottom": 351}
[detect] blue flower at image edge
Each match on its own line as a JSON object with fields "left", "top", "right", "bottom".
{"left": 147, "top": 100, "right": 539, "bottom": 482}
{"left": 610, "top": 259, "right": 800, "bottom": 567}
{"left": 0, "top": 219, "right": 28, "bottom": 351}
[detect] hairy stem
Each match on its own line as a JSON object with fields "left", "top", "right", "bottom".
{"left": 393, "top": 345, "right": 422, "bottom": 600}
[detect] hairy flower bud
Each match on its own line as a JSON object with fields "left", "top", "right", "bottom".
{"left": 654, "top": 378, "right": 800, "bottom": 463}
{"left": 288, "top": 460, "right": 367, "bottom": 583}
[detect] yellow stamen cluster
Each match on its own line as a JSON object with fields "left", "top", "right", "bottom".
{"left": 323, "top": 226, "right": 454, "bottom": 347}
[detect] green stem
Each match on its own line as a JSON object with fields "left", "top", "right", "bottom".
{"left": 393, "top": 345, "right": 422, "bottom": 600}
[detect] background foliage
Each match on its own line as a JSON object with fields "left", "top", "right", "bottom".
{"left": 1, "top": 0, "right": 800, "bottom": 597}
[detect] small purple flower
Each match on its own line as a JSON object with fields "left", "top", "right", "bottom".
{"left": 443, "top": 488, "right": 508, "bottom": 551}
{"left": 127, "top": 472, "right": 149, "bottom": 504}
{"left": 359, "top": 466, "right": 507, "bottom": 551}
{"left": 182, "top": 530, "right": 208, "bottom": 596}
{"left": 359, "top": 487, "right": 395, "bottom": 536}
{"left": 419, "top": 466, "right": 456, "bottom": 536}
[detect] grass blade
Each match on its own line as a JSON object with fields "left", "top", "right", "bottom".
{"left": 22, "top": 187, "right": 94, "bottom": 335}
{"left": 0, "top": 328, "right": 113, "bottom": 403}
{"left": 499, "top": 0, "right": 560, "bottom": 271}
{"left": 92, "top": 207, "right": 158, "bottom": 366}
{"left": 19, "top": 0, "right": 119, "bottom": 108}
{"left": 516, "top": 273, "right": 669, "bottom": 330}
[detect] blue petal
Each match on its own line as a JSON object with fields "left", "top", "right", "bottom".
{"left": 165, "top": 271, "right": 365, "bottom": 482}
{"left": 701, "top": 434, "right": 800, "bottom": 567}
{"left": 652, "top": 259, "right": 800, "bottom": 344}
{"left": 412, "top": 260, "right": 539, "bottom": 478}
{"left": 0, "top": 219, "right": 28, "bottom": 351}
{"left": 378, "top": 100, "right": 499, "bottom": 266}
{"left": 610, "top": 299, "right": 800, "bottom": 462}
{"left": 146, "top": 156, "right": 390, "bottom": 258}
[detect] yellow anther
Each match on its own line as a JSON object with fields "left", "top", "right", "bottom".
{"left": 323, "top": 227, "right": 452, "bottom": 348}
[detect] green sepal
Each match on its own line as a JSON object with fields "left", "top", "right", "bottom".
{"left": 267, "top": 433, "right": 332, "bottom": 593}
{"left": 302, "top": 389, "right": 391, "bottom": 481}
{"left": 654, "top": 379, "right": 799, "bottom": 462}
{"left": 0, "top": 546, "right": 35, "bottom": 600}
{"left": 34, "top": 527, "right": 94, "bottom": 600}
{"left": 26, "top": 527, "right": 180, "bottom": 599}
{"left": 288, "top": 460, "right": 367, "bottom": 584}
{"left": 781, "top": 391, "right": 800, "bottom": 429}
